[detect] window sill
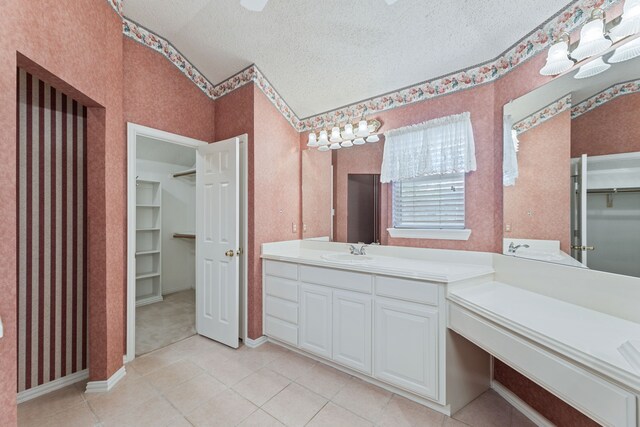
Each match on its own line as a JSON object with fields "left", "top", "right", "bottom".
{"left": 387, "top": 228, "right": 472, "bottom": 241}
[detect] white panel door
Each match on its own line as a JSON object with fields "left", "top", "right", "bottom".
{"left": 299, "top": 283, "right": 332, "bottom": 359}
{"left": 374, "top": 297, "right": 438, "bottom": 400}
{"left": 196, "top": 137, "right": 240, "bottom": 348}
{"left": 332, "top": 290, "right": 372, "bottom": 374}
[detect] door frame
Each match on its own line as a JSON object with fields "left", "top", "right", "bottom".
{"left": 126, "top": 123, "right": 249, "bottom": 362}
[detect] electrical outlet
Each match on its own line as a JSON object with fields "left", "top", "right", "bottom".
{"left": 292, "top": 222, "right": 297, "bottom": 233}
{"left": 505, "top": 223, "right": 512, "bottom": 232}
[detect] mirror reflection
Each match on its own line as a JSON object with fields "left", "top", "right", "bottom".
{"left": 302, "top": 142, "right": 384, "bottom": 244}
{"left": 503, "top": 39, "right": 640, "bottom": 277}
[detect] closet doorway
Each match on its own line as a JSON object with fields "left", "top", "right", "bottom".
{"left": 126, "top": 124, "right": 248, "bottom": 361}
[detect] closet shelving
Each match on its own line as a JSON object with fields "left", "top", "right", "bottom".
{"left": 135, "top": 180, "right": 163, "bottom": 307}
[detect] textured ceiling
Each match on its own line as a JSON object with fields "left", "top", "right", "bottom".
{"left": 124, "top": 0, "right": 572, "bottom": 118}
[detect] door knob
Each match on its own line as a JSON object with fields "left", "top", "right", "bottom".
{"left": 571, "top": 245, "right": 595, "bottom": 251}
{"left": 225, "top": 250, "right": 235, "bottom": 257}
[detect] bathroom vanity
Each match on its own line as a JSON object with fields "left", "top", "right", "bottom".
{"left": 262, "top": 240, "right": 640, "bottom": 426}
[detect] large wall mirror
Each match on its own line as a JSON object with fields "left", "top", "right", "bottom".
{"left": 302, "top": 140, "right": 384, "bottom": 244}
{"left": 503, "top": 36, "right": 640, "bottom": 277}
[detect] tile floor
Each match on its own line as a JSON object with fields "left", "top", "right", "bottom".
{"left": 18, "top": 335, "right": 537, "bottom": 427}
{"left": 136, "top": 289, "right": 196, "bottom": 356}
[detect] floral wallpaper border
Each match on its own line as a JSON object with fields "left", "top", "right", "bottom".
{"left": 117, "top": 0, "right": 620, "bottom": 132}
{"left": 571, "top": 79, "right": 640, "bottom": 118}
{"left": 122, "top": 19, "right": 301, "bottom": 128}
{"left": 513, "top": 95, "right": 572, "bottom": 135}
{"left": 106, "top": 0, "right": 123, "bottom": 16}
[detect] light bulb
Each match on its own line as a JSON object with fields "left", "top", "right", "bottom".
{"left": 341, "top": 123, "right": 355, "bottom": 140}
{"left": 540, "top": 39, "right": 574, "bottom": 75}
{"left": 307, "top": 132, "right": 318, "bottom": 147}
{"left": 365, "top": 135, "right": 379, "bottom": 143}
{"left": 610, "top": 0, "right": 640, "bottom": 39}
{"left": 341, "top": 140, "right": 353, "bottom": 147}
{"left": 574, "top": 57, "right": 610, "bottom": 79}
{"left": 571, "top": 12, "right": 611, "bottom": 61}
{"left": 356, "top": 120, "right": 369, "bottom": 137}
{"left": 330, "top": 127, "right": 342, "bottom": 143}
{"left": 609, "top": 37, "right": 640, "bottom": 63}
{"left": 318, "top": 130, "right": 329, "bottom": 145}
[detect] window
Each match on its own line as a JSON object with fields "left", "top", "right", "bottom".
{"left": 392, "top": 173, "right": 465, "bottom": 230}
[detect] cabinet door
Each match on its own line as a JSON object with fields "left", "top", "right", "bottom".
{"left": 332, "top": 290, "right": 372, "bottom": 374}
{"left": 299, "top": 283, "right": 332, "bottom": 358}
{"left": 374, "top": 297, "right": 439, "bottom": 400}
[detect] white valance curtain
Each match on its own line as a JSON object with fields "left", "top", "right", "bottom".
{"left": 380, "top": 112, "right": 477, "bottom": 183}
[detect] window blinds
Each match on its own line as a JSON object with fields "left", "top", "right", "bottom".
{"left": 392, "top": 173, "right": 465, "bottom": 229}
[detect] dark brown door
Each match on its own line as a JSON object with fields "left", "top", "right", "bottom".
{"left": 347, "top": 174, "right": 381, "bottom": 244}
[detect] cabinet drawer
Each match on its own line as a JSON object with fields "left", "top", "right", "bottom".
{"left": 300, "top": 265, "right": 372, "bottom": 294}
{"left": 264, "top": 260, "right": 298, "bottom": 280}
{"left": 265, "top": 275, "right": 298, "bottom": 302}
{"left": 375, "top": 276, "right": 439, "bottom": 306}
{"left": 265, "top": 295, "right": 298, "bottom": 324}
{"left": 449, "top": 303, "right": 637, "bottom": 427}
{"left": 265, "top": 316, "right": 298, "bottom": 346}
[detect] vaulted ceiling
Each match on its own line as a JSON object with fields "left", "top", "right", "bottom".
{"left": 124, "top": 0, "right": 572, "bottom": 118}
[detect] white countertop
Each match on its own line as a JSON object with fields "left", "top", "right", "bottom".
{"left": 262, "top": 246, "right": 494, "bottom": 283}
{"left": 448, "top": 281, "right": 640, "bottom": 392}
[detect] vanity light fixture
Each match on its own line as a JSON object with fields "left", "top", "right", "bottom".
{"left": 307, "top": 119, "right": 382, "bottom": 151}
{"left": 574, "top": 57, "right": 611, "bottom": 79}
{"left": 609, "top": 36, "right": 640, "bottom": 62}
{"left": 571, "top": 9, "right": 612, "bottom": 61}
{"left": 307, "top": 132, "right": 318, "bottom": 147}
{"left": 610, "top": 0, "right": 640, "bottom": 40}
{"left": 540, "top": 34, "right": 575, "bottom": 76}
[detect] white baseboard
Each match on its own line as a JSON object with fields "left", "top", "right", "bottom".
{"left": 17, "top": 369, "right": 89, "bottom": 404}
{"left": 491, "top": 380, "right": 553, "bottom": 427}
{"left": 136, "top": 295, "right": 163, "bottom": 307}
{"left": 85, "top": 366, "right": 126, "bottom": 393}
{"left": 244, "top": 335, "right": 267, "bottom": 348}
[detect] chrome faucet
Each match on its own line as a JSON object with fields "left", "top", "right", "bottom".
{"left": 508, "top": 242, "right": 530, "bottom": 254}
{"left": 348, "top": 244, "right": 368, "bottom": 255}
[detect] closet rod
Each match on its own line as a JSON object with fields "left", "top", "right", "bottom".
{"left": 173, "top": 169, "right": 196, "bottom": 178}
{"left": 587, "top": 187, "right": 640, "bottom": 194}
{"left": 173, "top": 233, "right": 195, "bottom": 239}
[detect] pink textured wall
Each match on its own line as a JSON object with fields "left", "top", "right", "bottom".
{"left": 494, "top": 360, "right": 599, "bottom": 426}
{"left": 214, "top": 84, "right": 300, "bottom": 339}
{"left": 214, "top": 85, "right": 257, "bottom": 337}
{"left": 301, "top": 144, "right": 332, "bottom": 239}
{"left": 572, "top": 92, "right": 640, "bottom": 157}
{"left": 1, "top": 1, "right": 125, "bottom": 424}
{"left": 504, "top": 111, "right": 572, "bottom": 252}
{"left": 123, "top": 38, "right": 216, "bottom": 143}
{"left": 252, "top": 89, "right": 301, "bottom": 338}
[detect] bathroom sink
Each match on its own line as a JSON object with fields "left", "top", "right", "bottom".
{"left": 516, "top": 249, "right": 565, "bottom": 262}
{"left": 321, "top": 253, "right": 374, "bottom": 264}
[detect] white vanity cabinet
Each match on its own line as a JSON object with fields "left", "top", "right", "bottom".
{"left": 299, "top": 283, "right": 333, "bottom": 359}
{"left": 374, "top": 297, "right": 439, "bottom": 400}
{"left": 262, "top": 258, "right": 448, "bottom": 407}
{"left": 332, "top": 290, "right": 372, "bottom": 374}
